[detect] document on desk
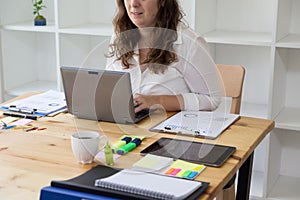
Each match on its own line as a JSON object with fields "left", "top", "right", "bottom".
{"left": 150, "top": 111, "right": 239, "bottom": 139}
{"left": 1, "top": 90, "right": 67, "bottom": 116}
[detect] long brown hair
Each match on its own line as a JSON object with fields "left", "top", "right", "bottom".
{"left": 107, "top": 0, "right": 184, "bottom": 73}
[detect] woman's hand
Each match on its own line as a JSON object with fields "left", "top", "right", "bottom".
{"left": 133, "top": 94, "right": 158, "bottom": 113}
{"left": 133, "top": 93, "right": 184, "bottom": 113}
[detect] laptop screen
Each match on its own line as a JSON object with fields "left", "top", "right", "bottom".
{"left": 60, "top": 66, "right": 138, "bottom": 124}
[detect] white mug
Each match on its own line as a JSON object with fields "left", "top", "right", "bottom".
{"left": 71, "top": 131, "right": 106, "bottom": 164}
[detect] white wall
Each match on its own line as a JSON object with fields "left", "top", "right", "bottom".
{"left": 0, "top": 16, "right": 4, "bottom": 102}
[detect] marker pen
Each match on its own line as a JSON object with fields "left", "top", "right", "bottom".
{"left": 3, "top": 112, "right": 38, "bottom": 120}
{"left": 2, "top": 125, "right": 16, "bottom": 130}
{"left": 111, "top": 136, "right": 132, "bottom": 153}
{"left": 116, "top": 138, "right": 142, "bottom": 155}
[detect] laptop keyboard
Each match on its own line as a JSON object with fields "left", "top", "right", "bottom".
{"left": 135, "top": 109, "right": 150, "bottom": 119}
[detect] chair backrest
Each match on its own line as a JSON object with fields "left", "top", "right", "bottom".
{"left": 216, "top": 64, "right": 245, "bottom": 114}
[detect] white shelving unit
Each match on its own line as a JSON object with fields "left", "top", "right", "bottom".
{"left": 182, "top": 0, "right": 300, "bottom": 199}
{"left": 0, "top": 0, "right": 300, "bottom": 199}
{"left": 0, "top": 0, "right": 115, "bottom": 100}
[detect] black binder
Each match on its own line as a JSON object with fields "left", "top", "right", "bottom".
{"left": 51, "top": 165, "right": 209, "bottom": 200}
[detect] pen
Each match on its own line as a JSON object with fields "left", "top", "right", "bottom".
{"left": 163, "top": 126, "right": 196, "bottom": 136}
{"left": 3, "top": 112, "right": 38, "bottom": 120}
{"left": 8, "top": 105, "right": 37, "bottom": 114}
{"left": 25, "top": 127, "right": 38, "bottom": 132}
{"left": 111, "top": 136, "right": 132, "bottom": 153}
{"left": 2, "top": 125, "right": 16, "bottom": 130}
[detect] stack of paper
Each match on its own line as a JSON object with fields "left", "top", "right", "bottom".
{"left": 1, "top": 90, "right": 67, "bottom": 116}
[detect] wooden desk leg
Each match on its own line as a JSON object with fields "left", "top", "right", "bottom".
{"left": 236, "top": 152, "right": 254, "bottom": 200}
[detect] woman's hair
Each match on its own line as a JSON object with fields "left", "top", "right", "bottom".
{"left": 107, "top": 0, "right": 184, "bottom": 73}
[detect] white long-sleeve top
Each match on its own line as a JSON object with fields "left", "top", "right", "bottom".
{"left": 106, "top": 24, "right": 222, "bottom": 111}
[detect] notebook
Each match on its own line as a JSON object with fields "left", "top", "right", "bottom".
{"left": 95, "top": 169, "right": 203, "bottom": 200}
{"left": 150, "top": 111, "right": 240, "bottom": 139}
{"left": 60, "top": 66, "right": 150, "bottom": 124}
{"left": 51, "top": 165, "right": 209, "bottom": 200}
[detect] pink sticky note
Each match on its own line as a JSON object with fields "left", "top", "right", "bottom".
{"left": 11, "top": 118, "right": 33, "bottom": 126}
{"left": 95, "top": 151, "right": 121, "bottom": 163}
{"left": 171, "top": 168, "right": 182, "bottom": 175}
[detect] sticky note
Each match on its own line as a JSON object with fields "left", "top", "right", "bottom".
{"left": 1, "top": 116, "right": 18, "bottom": 124}
{"left": 182, "top": 170, "right": 192, "bottom": 178}
{"left": 175, "top": 170, "right": 186, "bottom": 177}
{"left": 132, "top": 154, "right": 173, "bottom": 172}
{"left": 193, "top": 165, "right": 205, "bottom": 171}
{"left": 171, "top": 168, "right": 181, "bottom": 175}
{"left": 11, "top": 118, "right": 33, "bottom": 126}
{"left": 165, "top": 168, "right": 175, "bottom": 175}
{"left": 187, "top": 171, "right": 198, "bottom": 179}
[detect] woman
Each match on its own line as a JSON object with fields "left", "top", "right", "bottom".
{"left": 106, "top": 0, "right": 222, "bottom": 113}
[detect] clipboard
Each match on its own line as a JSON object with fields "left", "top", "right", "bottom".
{"left": 150, "top": 111, "right": 240, "bottom": 139}
{"left": 1, "top": 90, "right": 67, "bottom": 116}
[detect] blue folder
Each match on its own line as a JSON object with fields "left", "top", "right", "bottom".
{"left": 40, "top": 186, "right": 120, "bottom": 200}
{"left": 44, "top": 165, "right": 209, "bottom": 200}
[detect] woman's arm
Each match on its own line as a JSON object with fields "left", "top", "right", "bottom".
{"left": 133, "top": 93, "right": 184, "bottom": 113}
{"left": 176, "top": 34, "right": 222, "bottom": 111}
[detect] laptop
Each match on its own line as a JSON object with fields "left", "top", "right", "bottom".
{"left": 60, "top": 66, "right": 150, "bottom": 124}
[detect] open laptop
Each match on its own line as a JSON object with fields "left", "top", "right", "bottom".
{"left": 60, "top": 66, "right": 150, "bottom": 124}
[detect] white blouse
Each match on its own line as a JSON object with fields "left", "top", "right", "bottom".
{"left": 106, "top": 24, "right": 222, "bottom": 111}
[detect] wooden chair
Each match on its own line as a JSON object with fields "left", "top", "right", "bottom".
{"left": 216, "top": 64, "right": 245, "bottom": 115}
{"left": 215, "top": 64, "right": 246, "bottom": 200}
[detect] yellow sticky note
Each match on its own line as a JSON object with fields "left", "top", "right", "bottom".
{"left": 1, "top": 116, "right": 19, "bottom": 124}
{"left": 134, "top": 157, "right": 161, "bottom": 169}
{"left": 132, "top": 154, "right": 173, "bottom": 172}
{"left": 171, "top": 159, "right": 199, "bottom": 169}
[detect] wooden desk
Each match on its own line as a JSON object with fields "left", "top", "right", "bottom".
{"left": 0, "top": 109, "right": 274, "bottom": 200}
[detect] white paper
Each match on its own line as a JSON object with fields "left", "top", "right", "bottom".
{"left": 151, "top": 111, "right": 239, "bottom": 139}
{"left": 2, "top": 90, "right": 67, "bottom": 116}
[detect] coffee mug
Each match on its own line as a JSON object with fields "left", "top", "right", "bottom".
{"left": 71, "top": 131, "right": 106, "bottom": 164}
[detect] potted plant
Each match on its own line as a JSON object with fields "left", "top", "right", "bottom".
{"left": 32, "top": 0, "right": 47, "bottom": 26}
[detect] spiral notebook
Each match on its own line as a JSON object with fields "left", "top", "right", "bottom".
{"left": 95, "top": 169, "right": 202, "bottom": 200}
{"left": 51, "top": 165, "right": 209, "bottom": 200}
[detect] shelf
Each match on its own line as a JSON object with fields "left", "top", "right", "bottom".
{"left": 268, "top": 175, "right": 300, "bottom": 200}
{"left": 275, "top": 107, "right": 300, "bottom": 131}
{"left": 276, "top": 34, "right": 300, "bottom": 49}
{"left": 5, "top": 81, "right": 57, "bottom": 98}
{"left": 250, "top": 170, "right": 264, "bottom": 198}
{"left": 241, "top": 102, "right": 268, "bottom": 119}
{"left": 2, "top": 21, "right": 56, "bottom": 33}
{"left": 59, "top": 23, "right": 113, "bottom": 36}
{"left": 203, "top": 30, "right": 273, "bottom": 46}
{"left": 215, "top": 98, "right": 268, "bottom": 119}
{"left": 2, "top": 22, "right": 114, "bottom": 36}
{"left": 59, "top": 34, "right": 109, "bottom": 68}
